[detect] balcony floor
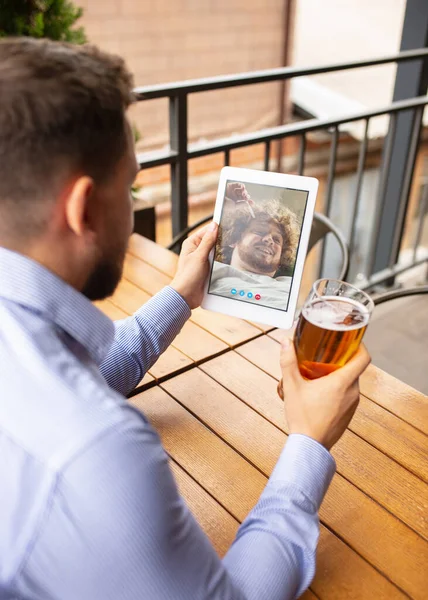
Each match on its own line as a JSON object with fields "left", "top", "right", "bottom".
{"left": 365, "top": 293, "right": 428, "bottom": 395}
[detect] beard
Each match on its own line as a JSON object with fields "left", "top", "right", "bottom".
{"left": 81, "top": 250, "right": 124, "bottom": 301}
{"left": 236, "top": 241, "right": 280, "bottom": 275}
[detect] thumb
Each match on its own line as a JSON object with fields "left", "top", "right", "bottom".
{"left": 280, "top": 338, "right": 302, "bottom": 385}
{"left": 197, "top": 222, "right": 218, "bottom": 259}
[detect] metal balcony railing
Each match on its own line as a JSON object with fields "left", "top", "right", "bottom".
{"left": 133, "top": 48, "right": 428, "bottom": 289}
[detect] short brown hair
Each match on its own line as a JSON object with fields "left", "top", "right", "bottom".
{"left": 216, "top": 200, "right": 300, "bottom": 275}
{"left": 0, "top": 37, "right": 134, "bottom": 234}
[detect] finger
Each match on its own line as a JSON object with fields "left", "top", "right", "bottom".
{"left": 279, "top": 338, "right": 302, "bottom": 386}
{"left": 331, "top": 344, "right": 371, "bottom": 384}
{"left": 183, "top": 224, "right": 212, "bottom": 254}
{"left": 343, "top": 344, "right": 371, "bottom": 379}
{"left": 196, "top": 222, "right": 218, "bottom": 259}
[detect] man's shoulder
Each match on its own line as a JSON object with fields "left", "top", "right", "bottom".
{"left": 0, "top": 310, "right": 145, "bottom": 472}
{"left": 0, "top": 294, "right": 152, "bottom": 473}
{"left": 1, "top": 363, "right": 144, "bottom": 470}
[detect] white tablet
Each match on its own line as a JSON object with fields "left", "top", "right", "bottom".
{"left": 202, "top": 167, "right": 318, "bottom": 329}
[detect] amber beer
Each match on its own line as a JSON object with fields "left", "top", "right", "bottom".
{"left": 294, "top": 296, "right": 370, "bottom": 380}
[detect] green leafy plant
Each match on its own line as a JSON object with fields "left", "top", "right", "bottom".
{"left": 132, "top": 124, "right": 142, "bottom": 145}
{"left": 0, "top": 0, "right": 87, "bottom": 44}
{"left": 131, "top": 124, "right": 143, "bottom": 200}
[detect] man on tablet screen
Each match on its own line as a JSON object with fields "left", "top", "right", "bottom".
{"left": 210, "top": 182, "right": 300, "bottom": 310}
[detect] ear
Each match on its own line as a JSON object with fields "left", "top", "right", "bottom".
{"left": 65, "top": 176, "right": 95, "bottom": 237}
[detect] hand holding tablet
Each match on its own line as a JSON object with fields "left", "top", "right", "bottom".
{"left": 201, "top": 167, "right": 319, "bottom": 329}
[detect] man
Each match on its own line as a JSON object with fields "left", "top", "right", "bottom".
{"left": 0, "top": 39, "right": 370, "bottom": 600}
{"left": 210, "top": 183, "right": 300, "bottom": 308}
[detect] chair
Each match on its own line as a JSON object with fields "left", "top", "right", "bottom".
{"left": 373, "top": 285, "right": 428, "bottom": 305}
{"left": 167, "top": 211, "right": 350, "bottom": 281}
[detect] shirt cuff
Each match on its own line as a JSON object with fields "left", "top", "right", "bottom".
{"left": 269, "top": 434, "right": 336, "bottom": 510}
{"left": 134, "top": 286, "right": 191, "bottom": 346}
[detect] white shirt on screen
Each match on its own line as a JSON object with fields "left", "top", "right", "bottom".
{"left": 210, "top": 260, "right": 292, "bottom": 310}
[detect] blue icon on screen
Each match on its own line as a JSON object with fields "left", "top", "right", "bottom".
{"left": 231, "top": 288, "right": 237, "bottom": 295}
{"left": 247, "top": 292, "right": 253, "bottom": 299}
{"left": 239, "top": 290, "right": 245, "bottom": 297}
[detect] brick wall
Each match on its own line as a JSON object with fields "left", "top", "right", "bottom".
{"left": 79, "top": 0, "right": 286, "bottom": 152}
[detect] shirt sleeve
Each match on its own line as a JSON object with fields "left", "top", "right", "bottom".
{"left": 19, "top": 408, "right": 335, "bottom": 600}
{"left": 99, "top": 286, "right": 191, "bottom": 396}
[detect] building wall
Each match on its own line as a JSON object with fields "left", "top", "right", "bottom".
{"left": 79, "top": 0, "right": 287, "bottom": 151}
{"left": 293, "top": 0, "right": 406, "bottom": 111}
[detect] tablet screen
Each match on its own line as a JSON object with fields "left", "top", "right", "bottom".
{"left": 207, "top": 180, "right": 309, "bottom": 312}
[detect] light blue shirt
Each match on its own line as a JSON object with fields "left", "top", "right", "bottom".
{"left": 0, "top": 247, "right": 336, "bottom": 600}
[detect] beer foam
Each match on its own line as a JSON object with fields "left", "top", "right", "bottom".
{"left": 303, "top": 296, "right": 370, "bottom": 331}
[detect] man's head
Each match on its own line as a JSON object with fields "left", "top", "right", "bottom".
{"left": 0, "top": 38, "right": 138, "bottom": 300}
{"left": 217, "top": 201, "right": 299, "bottom": 277}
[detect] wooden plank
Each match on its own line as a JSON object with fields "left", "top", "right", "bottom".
{"left": 128, "top": 233, "right": 178, "bottom": 278}
{"left": 168, "top": 365, "right": 428, "bottom": 541}
{"left": 124, "top": 253, "right": 261, "bottom": 347}
{"left": 172, "top": 321, "right": 228, "bottom": 361}
{"left": 129, "top": 386, "right": 266, "bottom": 520}
{"left": 131, "top": 386, "right": 409, "bottom": 600}
{"left": 108, "top": 278, "right": 197, "bottom": 376}
{"left": 267, "top": 329, "right": 428, "bottom": 434}
{"left": 360, "top": 364, "right": 428, "bottom": 435}
{"left": 110, "top": 277, "right": 227, "bottom": 364}
{"left": 110, "top": 278, "right": 151, "bottom": 312}
{"left": 319, "top": 475, "right": 427, "bottom": 599}
{"left": 170, "top": 460, "right": 239, "bottom": 558}
{"left": 236, "top": 334, "right": 283, "bottom": 380}
{"left": 300, "top": 591, "right": 319, "bottom": 600}
{"left": 190, "top": 307, "right": 261, "bottom": 347}
{"left": 248, "top": 321, "right": 275, "bottom": 332}
{"left": 94, "top": 299, "right": 128, "bottom": 321}
{"left": 149, "top": 346, "right": 193, "bottom": 380}
{"left": 236, "top": 335, "right": 428, "bottom": 483}
{"left": 314, "top": 527, "right": 406, "bottom": 600}
{"left": 95, "top": 287, "right": 194, "bottom": 381}
{"left": 160, "top": 368, "right": 428, "bottom": 598}
{"left": 352, "top": 395, "right": 428, "bottom": 483}
{"left": 124, "top": 252, "right": 171, "bottom": 295}
{"left": 162, "top": 369, "right": 287, "bottom": 475}
{"left": 136, "top": 372, "right": 155, "bottom": 389}
{"left": 268, "top": 328, "right": 290, "bottom": 343}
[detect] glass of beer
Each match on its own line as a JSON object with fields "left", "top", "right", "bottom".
{"left": 293, "top": 278, "right": 373, "bottom": 380}
{"left": 277, "top": 279, "right": 373, "bottom": 397}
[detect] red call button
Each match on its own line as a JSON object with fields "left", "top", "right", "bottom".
{"left": 255, "top": 294, "right": 261, "bottom": 300}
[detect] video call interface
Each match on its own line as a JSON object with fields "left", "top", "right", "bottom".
{"left": 208, "top": 180, "right": 309, "bottom": 312}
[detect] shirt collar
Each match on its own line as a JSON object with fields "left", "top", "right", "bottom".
{"left": 0, "top": 247, "right": 115, "bottom": 364}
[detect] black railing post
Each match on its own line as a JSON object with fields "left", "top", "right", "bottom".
{"left": 372, "top": 0, "right": 428, "bottom": 275}
{"left": 169, "top": 94, "right": 189, "bottom": 237}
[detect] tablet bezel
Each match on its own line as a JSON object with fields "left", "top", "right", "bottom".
{"left": 201, "top": 166, "right": 318, "bottom": 329}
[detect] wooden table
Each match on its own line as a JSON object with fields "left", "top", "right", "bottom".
{"left": 97, "top": 234, "right": 428, "bottom": 600}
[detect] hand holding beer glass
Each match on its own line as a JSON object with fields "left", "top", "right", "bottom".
{"left": 277, "top": 279, "right": 373, "bottom": 398}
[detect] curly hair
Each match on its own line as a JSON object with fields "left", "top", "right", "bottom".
{"left": 216, "top": 199, "right": 300, "bottom": 276}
